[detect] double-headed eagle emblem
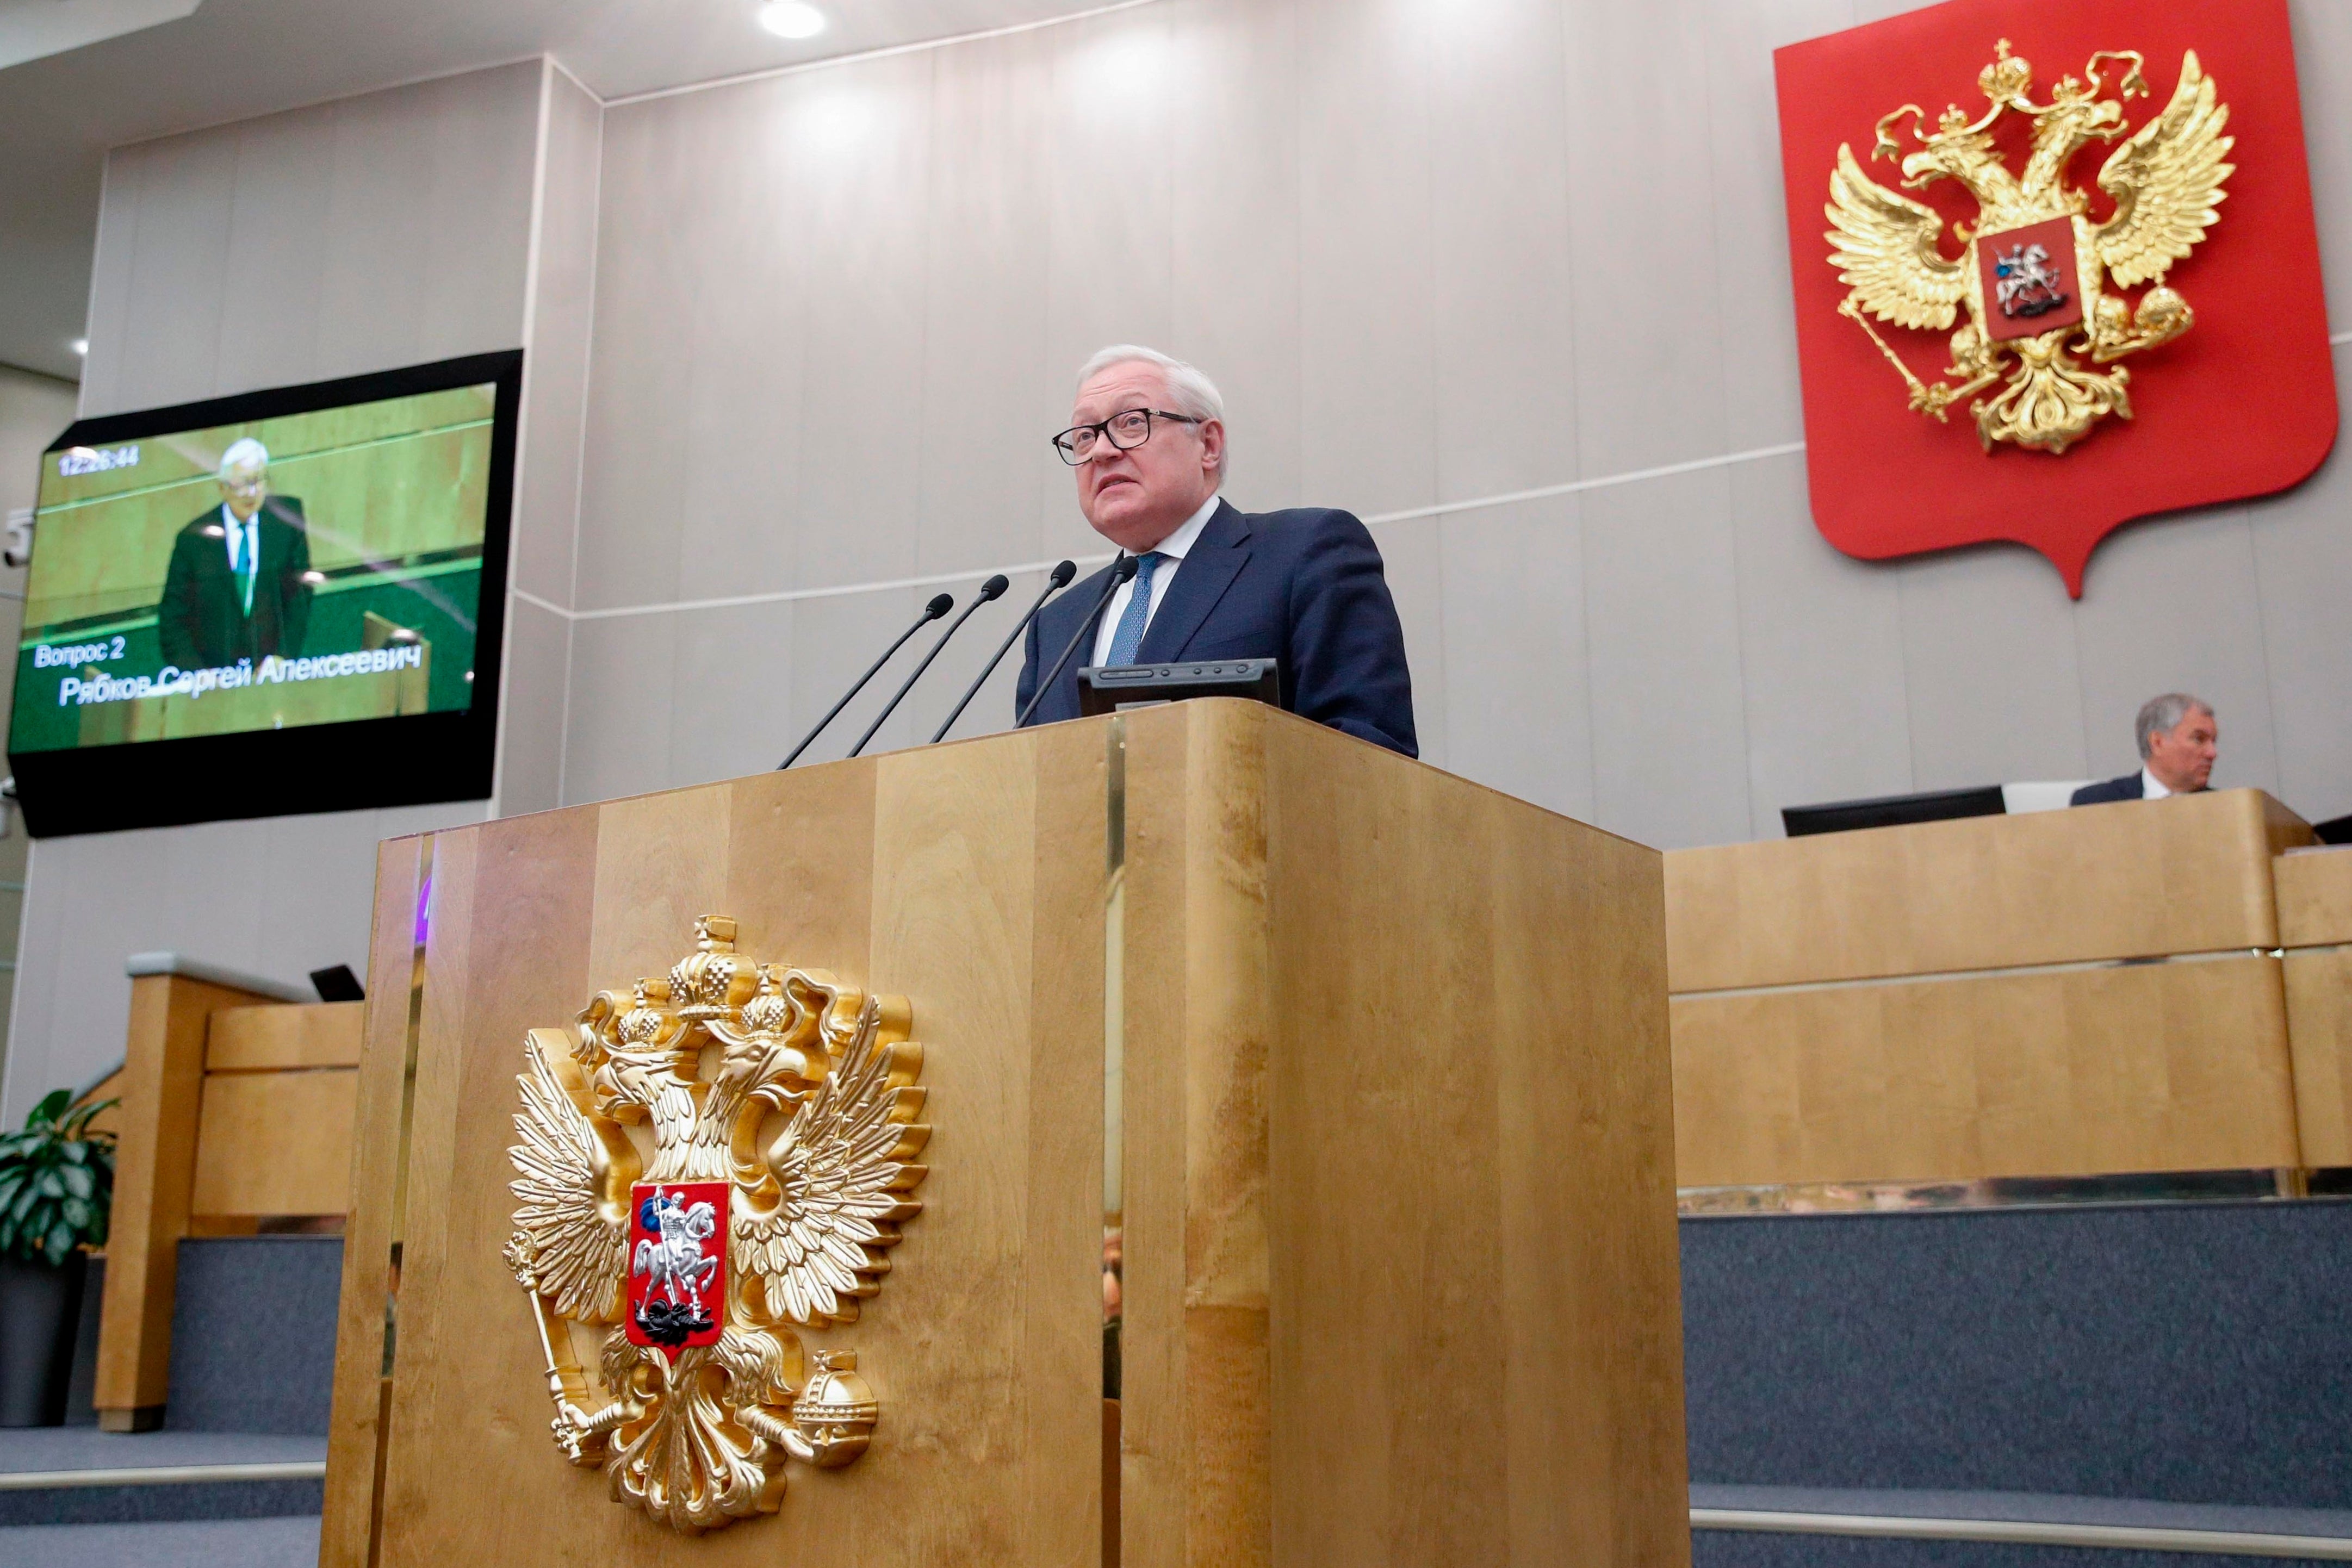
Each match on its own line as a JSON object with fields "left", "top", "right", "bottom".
{"left": 1828, "top": 39, "right": 2233, "bottom": 453}
{"left": 501, "top": 916, "right": 928, "bottom": 1533}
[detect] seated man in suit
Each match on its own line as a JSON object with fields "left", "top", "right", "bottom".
{"left": 156, "top": 437, "right": 314, "bottom": 671}
{"left": 1016, "top": 345, "right": 1416, "bottom": 755}
{"left": 2071, "top": 693, "right": 2218, "bottom": 805}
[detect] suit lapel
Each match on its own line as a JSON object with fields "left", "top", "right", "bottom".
{"left": 1136, "top": 500, "right": 1250, "bottom": 664}
{"left": 1043, "top": 562, "right": 1123, "bottom": 717}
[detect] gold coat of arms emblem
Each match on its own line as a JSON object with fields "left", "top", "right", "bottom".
{"left": 1827, "top": 40, "right": 2233, "bottom": 453}
{"left": 500, "top": 916, "right": 928, "bottom": 1533}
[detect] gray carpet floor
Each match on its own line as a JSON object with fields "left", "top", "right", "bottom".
{"left": 0, "top": 1515, "right": 319, "bottom": 1565}
{"left": 0, "top": 1429, "right": 324, "bottom": 1473}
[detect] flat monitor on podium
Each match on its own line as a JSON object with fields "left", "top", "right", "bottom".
{"left": 1782, "top": 782, "right": 2008, "bottom": 837}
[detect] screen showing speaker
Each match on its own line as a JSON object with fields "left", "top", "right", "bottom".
{"left": 8, "top": 350, "right": 520, "bottom": 837}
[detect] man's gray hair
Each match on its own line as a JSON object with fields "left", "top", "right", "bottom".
{"left": 1076, "top": 345, "right": 1226, "bottom": 478}
{"left": 2136, "top": 692, "right": 2212, "bottom": 759}
{"left": 218, "top": 437, "right": 268, "bottom": 479}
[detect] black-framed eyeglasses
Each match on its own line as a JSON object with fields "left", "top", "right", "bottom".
{"left": 1051, "top": 408, "right": 1200, "bottom": 465}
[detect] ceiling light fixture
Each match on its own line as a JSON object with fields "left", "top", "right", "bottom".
{"left": 69, "top": 338, "right": 87, "bottom": 356}
{"left": 758, "top": 1, "right": 825, "bottom": 39}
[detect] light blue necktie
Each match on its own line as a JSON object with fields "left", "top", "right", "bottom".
{"left": 1103, "top": 552, "right": 1166, "bottom": 667}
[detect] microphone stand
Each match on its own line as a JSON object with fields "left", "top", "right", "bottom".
{"left": 847, "top": 574, "right": 1009, "bottom": 758}
{"left": 1015, "top": 554, "right": 1135, "bottom": 730}
{"left": 930, "top": 560, "right": 1077, "bottom": 743}
{"left": 778, "top": 592, "right": 953, "bottom": 769}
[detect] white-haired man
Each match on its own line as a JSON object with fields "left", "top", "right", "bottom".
{"left": 2070, "top": 693, "right": 2219, "bottom": 805}
{"left": 157, "top": 437, "right": 314, "bottom": 670}
{"left": 1016, "top": 345, "right": 1417, "bottom": 755}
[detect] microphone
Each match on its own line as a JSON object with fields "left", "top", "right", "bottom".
{"left": 930, "top": 560, "right": 1077, "bottom": 744}
{"left": 1015, "top": 555, "right": 1136, "bottom": 731}
{"left": 778, "top": 592, "right": 953, "bottom": 769}
{"left": 846, "top": 574, "right": 1010, "bottom": 758}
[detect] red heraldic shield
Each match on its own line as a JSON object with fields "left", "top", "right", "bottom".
{"left": 1776, "top": 0, "right": 2337, "bottom": 596}
{"left": 626, "top": 1180, "right": 728, "bottom": 1357}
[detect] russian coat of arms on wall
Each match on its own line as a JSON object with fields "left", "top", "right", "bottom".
{"left": 1776, "top": 0, "right": 2336, "bottom": 596}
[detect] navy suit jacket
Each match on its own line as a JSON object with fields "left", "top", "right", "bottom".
{"left": 1015, "top": 501, "right": 1417, "bottom": 756}
{"left": 2070, "top": 773, "right": 2145, "bottom": 805}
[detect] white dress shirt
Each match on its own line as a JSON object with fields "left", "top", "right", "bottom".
{"left": 1090, "top": 492, "right": 1222, "bottom": 667}
{"left": 2138, "top": 766, "right": 2171, "bottom": 800}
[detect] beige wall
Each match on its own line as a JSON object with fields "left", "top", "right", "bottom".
{"left": 0, "top": 365, "right": 76, "bottom": 518}
{"left": 0, "top": 365, "right": 77, "bottom": 1094}
{"left": 551, "top": 0, "right": 2352, "bottom": 848}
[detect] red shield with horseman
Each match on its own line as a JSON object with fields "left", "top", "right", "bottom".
{"left": 626, "top": 1180, "right": 727, "bottom": 1355}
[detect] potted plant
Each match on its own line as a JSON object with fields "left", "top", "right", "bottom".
{"left": 0, "top": 1089, "right": 115, "bottom": 1427}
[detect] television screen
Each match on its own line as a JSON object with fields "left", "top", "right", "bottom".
{"left": 8, "top": 350, "right": 519, "bottom": 837}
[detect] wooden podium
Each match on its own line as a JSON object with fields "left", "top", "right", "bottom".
{"left": 320, "top": 701, "right": 1689, "bottom": 1567}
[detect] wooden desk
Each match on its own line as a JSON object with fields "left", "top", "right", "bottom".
{"left": 2276, "top": 846, "right": 2352, "bottom": 1165}
{"left": 1664, "top": 789, "right": 2313, "bottom": 1190}
{"left": 319, "top": 704, "right": 1689, "bottom": 1568}
{"left": 95, "top": 956, "right": 359, "bottom": 1430}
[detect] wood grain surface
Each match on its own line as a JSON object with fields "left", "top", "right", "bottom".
{"left": 188, "top": 1068, "right": 357, "bottom": 1215}
{"left": 326, "top": 710, "right": 1686, "bottom": 1567}
{"left": 206, "top": 1001, "right": 365, "bottom": 1070}
{"left": 1238, "top": 704, "right": 1688, "bottom": 1568}
{"left": 1671, "top": 954, "right": 2299, "bottom": 1186}
{"left": 1665, "top": 789, "right": 2304, "bottom": 993}
{"left": 332, "top": 727, "right": 1108, "bottom": 1568}
{"left": 2276, "top": 848, "right": 2352, "bottom": 1164}
{"left": 2276, "top": 847, "right": 2352, "bottom": 950}
{"left": 96, "top": 970, "right": 303, "bottom": 1424}
{"left": 2287, "top": 948, "right": 2352, "bottom": 1167}
{"left": 319, "top": 833, "right": 423, "bottom": 1568}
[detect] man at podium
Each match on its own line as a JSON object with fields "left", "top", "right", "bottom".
{"left": 156, "top": 438, "right": 315, "bottom": 671}
{"left": 1017, "top": 345, "right": 1418, "bottom": 756}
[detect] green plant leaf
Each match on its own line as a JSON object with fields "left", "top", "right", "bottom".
{"left": 0, "top": 1087, "right": 115, "bottom": 1260}
{"left": 60, "top": 1097, "right": 117, "bottom": 1140}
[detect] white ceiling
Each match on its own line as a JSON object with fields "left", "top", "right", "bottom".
{"left": 0, "top": 0, "right": 201, "bottom": 73}
{"left": 0, "top": 0, "right": 1113, "bottom": 382}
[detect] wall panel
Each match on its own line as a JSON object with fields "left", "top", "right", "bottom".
{"left": 1436, "top": 496, "right": 1594, "bottom": 822}
{"left": 1731, "top": 449, "right": 1915, "bottom": 832}
{"left": 1295, "top": 0, "right": 1437, "bottom": 518}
